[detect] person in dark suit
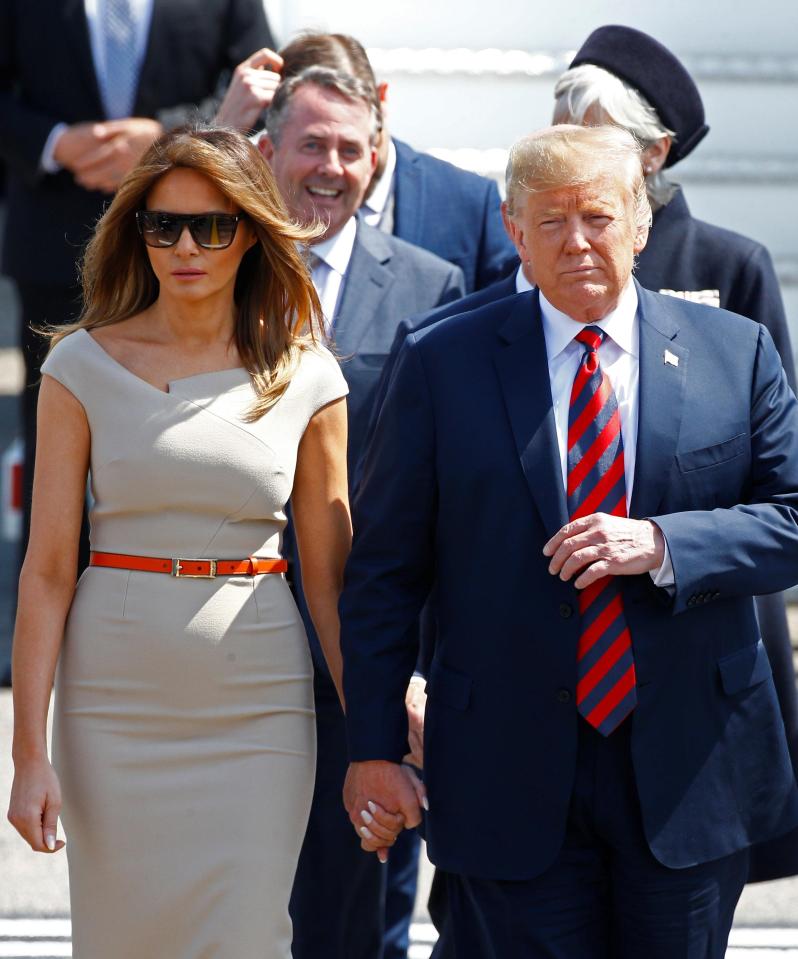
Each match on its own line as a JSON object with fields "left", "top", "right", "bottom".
{"left": 258, "top": 65, "right": 463, "bottom": 959}
{"left": 0, "top": 0, "right": 273, "bottom": 569}
{"left": 553, "top": 24, "right": 798, "bottom": 884}
{"left": 218, "top": 31, "right": 517, "bottom": 295}
{"left": 340, "top": 123, "right": 798, "bottom": 959}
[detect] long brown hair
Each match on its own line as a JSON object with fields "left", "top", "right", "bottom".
{"left": 50, "top": 126, "right": 323, "bottom": 419}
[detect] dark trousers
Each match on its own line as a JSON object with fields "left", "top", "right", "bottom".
{"left": 289, "top": 670, "right": 420, "bottom": 959}
{"left": 17, "top": 281, "right": 88, "bottom": 571}
{"left": 445, "top": 719, "right": 748, "bottom": 959}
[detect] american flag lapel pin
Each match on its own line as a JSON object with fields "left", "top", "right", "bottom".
{"left": 663, "top": 349, "right": 679, "bottom": 368}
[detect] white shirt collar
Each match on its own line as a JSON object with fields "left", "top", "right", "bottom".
{"left": 515, "top": 265, "right": 533, "bottom": 294}
{"left": 539, "top": 280, "right": 639, "bottom": 362}
{"left": 311, "top": 215, "right": 358, "bottom": 277}
{"left": 361, "top": 138, "right": 397, "bottom": 218}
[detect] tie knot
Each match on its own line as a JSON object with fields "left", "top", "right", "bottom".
{"left": 575, "top": 325, "right": 604, "bottom": 353}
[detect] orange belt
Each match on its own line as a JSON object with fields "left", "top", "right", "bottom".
{"left": 90, "top": 551, "right": 287, "bottom": 579}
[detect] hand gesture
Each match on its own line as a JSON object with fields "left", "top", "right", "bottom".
{"left": 215, "top": 48, "right": 284, "bottom": 130}
{"left": 55, "top": 118, "right": 163, "bottom": 193}
{"left": 7, "top": 757, "right": 66, "bottom": 854}
{"left": 543, "top": 514, "right": 665, "bottom": 588}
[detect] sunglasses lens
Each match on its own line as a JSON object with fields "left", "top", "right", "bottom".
{"left": 138, "top": 212, "right": 181, "bottom": 247}
{"left": 192, "top": 214, "right": 237, "bottom": 249}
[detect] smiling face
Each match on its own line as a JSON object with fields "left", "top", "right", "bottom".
{"left": 143, "top": 167, "right": 255, "bottom": 303}
{"left": 507, "top": 175, "right": 647, "bottom": 323}
{"left": 260, "top": 82, "right": 377, "bottom": 243}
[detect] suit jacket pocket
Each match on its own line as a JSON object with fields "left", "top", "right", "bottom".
{"left": 718, "top": 639, "right": 772, "bottom": 695}
{"left": 426, "top": 662, "right": 473, "bottom": 711}
{"left": 677, "top": 433, "right": 746, "bottom": 473}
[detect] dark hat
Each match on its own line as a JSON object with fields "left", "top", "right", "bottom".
{"left": 569, "top": 25, "right": 709, "bottom": 167}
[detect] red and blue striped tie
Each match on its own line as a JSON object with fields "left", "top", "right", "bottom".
{"left": 567, "top": 326, "right": 637, "bottom": 736}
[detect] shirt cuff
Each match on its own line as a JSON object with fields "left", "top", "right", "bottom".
{"left": 649, "top": 523, "right": 675, "bottom": 591}
{"left": 40, "top": 123, "right": 68, "bottom": 173}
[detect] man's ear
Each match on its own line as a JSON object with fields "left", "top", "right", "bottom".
{"left": 258, "top": 133, "right": 274, "bottom": 164}
{"left": 504, "top": 205, "right": 526, "bottom": 259}
{"left": 634, "top": 222, "right": 649, "bottom": 255}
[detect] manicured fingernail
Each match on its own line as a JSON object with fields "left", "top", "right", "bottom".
{"left": 359, "top": 826, "right": 374, "bottom": 840}
{"left": 422, "top": 796, "right": 430, "bottom": 811}
{"left": 360, "top": 809, "right": 373, "bottom": 825}
{"left": 378, "top": 850, "right": 388, "bottom": 864}
{"left": 45, "top": 835, "right": 56, "bottom": 851}
{"left": 367, "top": 801, "right": 377, "bottom": 814}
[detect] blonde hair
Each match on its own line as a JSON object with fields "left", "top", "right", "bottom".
{"left": 505, "top": 124, "right": 652, "bottom": 232}
{"left": 553, "top": 64, "right": 677, "bottom": 208}
{"left": 49, "top": 126, "right": 324, "bottom": 420}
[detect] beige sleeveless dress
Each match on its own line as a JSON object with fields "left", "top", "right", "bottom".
{"left": 41, "top": 329, "right": 348, "bottom": 959}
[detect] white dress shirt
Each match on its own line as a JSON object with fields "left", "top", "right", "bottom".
{"left": 309, "top": 216, "right": 358, "bottom": 335}
{"left": 41, "top": 0, "right": 153, "bottom": 172}
{"left": 515, "top": 265, "right": 533, "bottom": 294}
{"left": 539, "top": 281, "right": 673, "bottom": 586}
{"left": 360, "top": 138, "right": 397, "bottom": 233}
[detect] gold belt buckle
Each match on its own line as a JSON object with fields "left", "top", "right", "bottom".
{"left": 172, "top": 558, "right": 217, "bottom": 578}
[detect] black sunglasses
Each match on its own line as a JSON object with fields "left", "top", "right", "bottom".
{"left": 136, "top": 210, "right": 245, "bottom": 249}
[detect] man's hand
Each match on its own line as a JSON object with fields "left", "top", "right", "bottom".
{"left": 215, "top": 48, "right": 283, "bottom": 130}
{"left": 403, "top": 676, "right": 427, "bottom": 769}
{"left": 344, "top": 760, "right": 426, "bottom": 862}
{"left": 543, "top": 514, "right": 665, "bottom": 588}
{"left": 57, "top": 118, "right": 163, "bottom": 193}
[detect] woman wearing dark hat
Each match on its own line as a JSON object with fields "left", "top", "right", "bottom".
{"left": 554, "top": 24, "right": 798, "bottom": 885}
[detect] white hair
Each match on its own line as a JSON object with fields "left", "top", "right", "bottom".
{"left": 553, "top": 64, "right": 677, "bottom": 208}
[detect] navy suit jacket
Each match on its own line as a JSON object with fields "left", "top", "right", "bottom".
{"left": 292, "top": 221, "right": 464, "bottom": 676}
{"left": 392, "top": 139, "right": 517, "bottom": 294}
{"left": 0, "top": 0, "right": 272, "bottom": 284}
{"left": 341, "top": 284, "right": 798, "bottom": 880}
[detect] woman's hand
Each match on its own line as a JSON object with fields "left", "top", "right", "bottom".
{"left": 8, "top": 757, "right": 66, "bottom": 853}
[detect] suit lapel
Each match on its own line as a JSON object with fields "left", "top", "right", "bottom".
{"left": 493, "top": 291, "right": 568, "bottom": 539}
{"left": 391, "top": 140, "right": 424, "bottom": 247}
{"left": 63, "top": 0, "right": 104, "bottom": 115}
{"left": 630, "top": 284, "right": 689, "bottom": 519}
{"left": 333, "top": 223, "right": 395, "bottom": 357}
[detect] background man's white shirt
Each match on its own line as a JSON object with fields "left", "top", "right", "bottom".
{"left": 309, "top": 215, "right": 358, "bottom": 335}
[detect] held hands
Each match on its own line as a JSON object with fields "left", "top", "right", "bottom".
{"left": 53, "top": 117, "right": 163, "bottom": 193}
{"left": 214, "top": 48, "right": 284, "bottom": 130}
{"left": 344, "top": 761, "right": 427, "bottom": 863}
{"left": 543, "top": 513, "right": 665, "bottom": 588}
{"left": 7, "top": 758, "right": 65, "bottom": 854}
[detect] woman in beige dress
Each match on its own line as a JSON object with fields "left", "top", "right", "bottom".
{"left": 7, "top": 127, "right": 399, "bottom": 957}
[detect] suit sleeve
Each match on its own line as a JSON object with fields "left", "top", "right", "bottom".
{"left": 652, "top": 325, "right": 798, "bottom": 614}
{"left": 341, "top": 335, "right": 437, "bottom": 761}
{"left": 223, "top": 0, "right": 275, "bottom": 65}
{"left": 474, "top": 179, "right": 518, "bottom": 291}
{"left": 730, "top": 244, "right": 796, "bottom": 392}
{"left": 0, "top": 3, "right": 61, "bottom": 183}
{"left": 438, "top": 263, "right": 465, "bottom": 307}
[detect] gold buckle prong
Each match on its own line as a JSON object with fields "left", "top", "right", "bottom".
{"left": 172, "top": 558, "right": 217, "bottom": 578}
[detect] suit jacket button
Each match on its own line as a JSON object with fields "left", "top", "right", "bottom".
{"left": 559, "top": 602, "right": 573, "bottom": 619}
{"left": 557, "top": 688, "right": 572, "bottom": 703}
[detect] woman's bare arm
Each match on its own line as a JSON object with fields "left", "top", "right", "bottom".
{"left": 291, "top": 397, "right": 351, "bottom": 706}
{"left": 7, "top": 374, "right": 89, "bottom": 852}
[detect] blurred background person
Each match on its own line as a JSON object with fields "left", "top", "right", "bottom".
{"left": 218, "top": 31, "right": 517, "bottom": 294}
{"left": 0, "top": 0, "right": 274, "bottom": 573}
{"left": 553, "top": 24, "right": 798, "bottom": 885}
{"left": 258, "top": 65, "right": 462, "bottom": 959}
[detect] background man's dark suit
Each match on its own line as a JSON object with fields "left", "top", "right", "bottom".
{"left": 289, "top": 220, "right": 463, "bottom": 959}
{"left": 636, "top": 187, "right": 798, "bottom": 881}
{"left": 390, "top": 139, "right": 517, "bottom": 294}
{"left": 0, "top": 0, "right": 272, "bottom": 560}
{"left": 341, "top": 284, "right": 798, "bottom": 955}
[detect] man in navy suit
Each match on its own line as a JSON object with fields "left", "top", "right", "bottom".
{"left": 259, "top": 65, "right": 463, "bottom": 959}
{"left": 555, "top": 24, "right": 798, "bottom": 884}
{"left": 340, "top": 124, "right": 798, "bottom": 958}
